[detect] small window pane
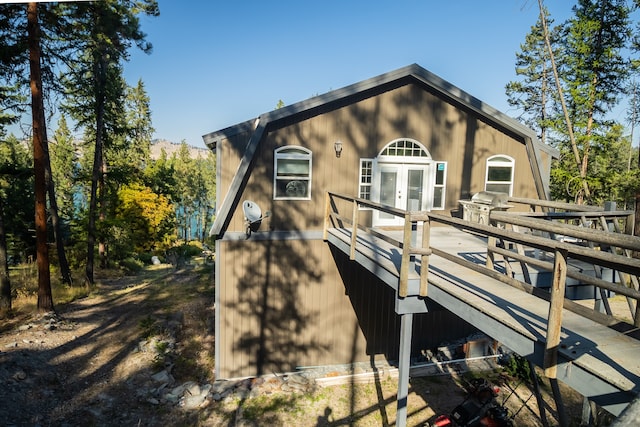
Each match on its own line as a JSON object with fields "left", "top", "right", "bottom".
{"left": 488, "top": 166, "right": 512, "bottom": 182}
{"left": 486, "top": 183, "right": 511, "bottom": 193}
{"left": 275, "top": 179, "right": 309, "bottom": 198}
{"left": 435, "top": 167, "right": 445, "bottom": 185}
{"left": 277, "top": 159, "right": 309, "bottom": 175}
{"left": 359, "top": 186, "right": 371, "bottom": 199}
{"left": 433, "top": 187, "right": 443, "bottom": 209}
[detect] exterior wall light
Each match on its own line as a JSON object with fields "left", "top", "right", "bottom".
{"left": 334, "top": 140, "right": 343, "bottom": 158}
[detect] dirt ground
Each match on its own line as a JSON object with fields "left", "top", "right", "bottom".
{"left": 0, "top": 261, "right": 615, "bottom": 426}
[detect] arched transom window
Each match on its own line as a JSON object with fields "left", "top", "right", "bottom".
{"left": 378, "top": 138, "right": 431, "bottom": 161}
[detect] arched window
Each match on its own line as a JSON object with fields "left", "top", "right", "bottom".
{"left": 273, "top": 146, "right": 312, "bottom": 200}
{"left": 378, "top": 138, "right": 431, "bottom": 161}
{"left": 485, "top": 155, "right": 514, "bottom": 195}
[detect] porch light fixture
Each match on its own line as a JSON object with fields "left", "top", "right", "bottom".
{"left": 334, "top": 140, "right": 343, "bottom": 158}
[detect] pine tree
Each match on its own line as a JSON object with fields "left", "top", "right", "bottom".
{"left": 126, "top": 79, "right": 154, "bottom": 171}
{"left": 506, "top": 6, "right": 559, "bottom": 145}
{"left": 50, "top": 115, "right": 78, "bottom": 226}
{"left": 560, "top": 0, "right": 633, "bottom": 204}
{"left": 0, "top": 135, "right": 32, "bottom": 314}
{"left": 60, "top": 0, "right": 158, "bottom": 284}
{"left": 28, "top": 2, "right": 54, "bottom": 311}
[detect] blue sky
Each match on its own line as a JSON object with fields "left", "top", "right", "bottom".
{"left": 122, "top": 2, "right": 577, "bottom": 147}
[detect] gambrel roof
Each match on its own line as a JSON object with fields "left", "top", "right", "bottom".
{"left": 203, "top": 63, "right": 558, "bottom": 237}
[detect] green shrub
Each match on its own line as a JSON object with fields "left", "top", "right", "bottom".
{"left": 181, "top": 242, "right": 204, "bottom": 257}
{"left": 137, "top": 252, "right": 153, "bottom": 265}
{"left": 119, "top": 257, "right": 144, "bottom": 273}
{"left": 503, "top": 353, "right": 533, "bottom": 382}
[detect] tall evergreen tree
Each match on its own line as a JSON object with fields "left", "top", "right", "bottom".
{"left": 143, "top": 147, "right": 177, "bottom": 200}
{"left": 172, "top": 142, "right": 195, "bottom": 240}
{"left": 0, "top": 134, "right": 32, "bottom": 315}
{"left": 197, "top": 151, "right": 216, "bottom": 241}
{"left": 506, "top": 6, "right": 560, "bottom": 145}
{"left": 27, "top": 2, "right": 54, "bottom": 311}
{"left": 125, "top": 79, "right": 154, "bottom": 171}
{"left": 50, "top": 115, "right": 78, "bottom": 226}
{"left": 0, "top": 4, "right": 27, "bottom": 315}
{"left": 60, "top": 0, "right": 158, "bottom": 284}
{"left": 561, "top": 0, "right": 633, "bottom": 203}
{"left": 0, "top": 4, "right": 27, "bottom": 129}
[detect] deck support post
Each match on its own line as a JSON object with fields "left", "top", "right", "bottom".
{"left": 396, "top": 312, "right": 413, "bottom": 427}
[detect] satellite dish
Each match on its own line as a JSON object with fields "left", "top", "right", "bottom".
{"left": 243, "top": 200, "right": 270, "bottom": 237}
{"left": 243, "top": 200, "right": 262, "bottom": 224}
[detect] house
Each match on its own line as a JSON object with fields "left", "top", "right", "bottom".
{"left": 203, "top": 64, "right": 557, "bottom": 379}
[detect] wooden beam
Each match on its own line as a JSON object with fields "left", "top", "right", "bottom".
{"left": 399, "top": 213, "right": 412, "bottom": 298}
{"left": 419, "top": 219, "right": 430, "bottom": 297}
{"left": 545, "top": 249, "right": 567, "bottom": 378}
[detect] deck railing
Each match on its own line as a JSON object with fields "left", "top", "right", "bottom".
{"left": 323, "top": 191, "right": 640, "bottom": 377}
{"left": 323, "top": 192, "right": 431, "bottom": 298}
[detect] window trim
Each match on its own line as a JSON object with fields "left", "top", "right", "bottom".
{"left": 273, "top": 146, "right": 312, "bottom": 200}
{"left": 484, "top": 155, "right": 514, "bottom": 196}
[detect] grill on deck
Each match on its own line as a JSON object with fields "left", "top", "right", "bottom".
{"left": 459, "top": 191, "right": 512, "bottom": 224}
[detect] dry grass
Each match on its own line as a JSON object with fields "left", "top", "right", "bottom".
{"left": 0, "top": 260, "right": 618, "bottom": 426}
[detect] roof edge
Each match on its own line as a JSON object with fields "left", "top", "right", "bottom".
{"left": 205, "top": 64, "right": 557, "bottom": 237}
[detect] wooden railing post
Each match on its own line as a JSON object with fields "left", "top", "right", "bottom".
{"left": 399, "top": 213, "right": 412, "bottom": 298}
{"left": 545, "top": 248, "right": 568, "bottom": 378}
{"left": 419, "top": 217, "right": 430, "bottom": 297}
{"left": 350, "top": 199, "right": 358, "bottom": 260}
{"left": 486, "top": 234, "right": 496, "bottom": 270}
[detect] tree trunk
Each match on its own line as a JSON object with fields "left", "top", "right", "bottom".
{"left": 44, "top": 142, "right": 73, "bottom": 285}
{"left": 538, "top": 0, "right": 591, "bottom": 204}
{"left": 85, "top": 54, "right": 107, "bottom": 286}
{"left": 27, "top": 2, "right": 54, "bottom": 312}
{"left": 0, "top": 196, "right": 11, "bottom": 315}
{"left": 98, "top": 157, "right": 107, "bottom": 269}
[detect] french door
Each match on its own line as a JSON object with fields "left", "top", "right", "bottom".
{"left": 372, "top": 163, "right": 430, "bottom": 227}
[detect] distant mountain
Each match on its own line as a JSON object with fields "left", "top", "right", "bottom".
{"left": 150, "top": 139, "right": 210, "bottom": 160}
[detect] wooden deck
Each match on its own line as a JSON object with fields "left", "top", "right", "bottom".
{"left": 325, "top": 223, "right": 640, "bottom": 417}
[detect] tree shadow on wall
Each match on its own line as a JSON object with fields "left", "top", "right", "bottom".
{"left": 227, "top": 237, "right": 328, "bottom": 377}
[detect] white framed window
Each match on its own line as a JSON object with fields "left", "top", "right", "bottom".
{"left": 432, "top": 161, "right": 447, "bottom": 210}
{"left": 358, "top": 159, "right": 373, "bottom": 204}
{"left": 485, "top": 155, "right": 514, "bottom": 195}
{"left": 274, "top": 146, "right": 312, "bottom": 200}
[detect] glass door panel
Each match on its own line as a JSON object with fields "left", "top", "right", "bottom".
{"left": 379, "top": 169, "right": 398, "bottom": 220}
{"left": 372, "top": 163, "right": 430, "bottom": 227}
{"left": 406, "top": 169, "right": 424, "bottom": 211}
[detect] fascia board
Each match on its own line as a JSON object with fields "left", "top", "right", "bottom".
{"left": 208, "top": 118, "right": 267, "bottom": 237}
